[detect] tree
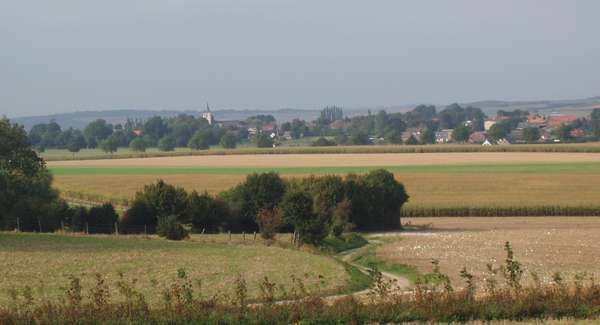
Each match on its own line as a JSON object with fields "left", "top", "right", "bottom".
{"left": 86, "top": 203, "right": 118, "bottom": 234}
{"left": 143, "top": 116, "right": 168, "bottom": 141}
{"left": 220, "top": 132, "right": 238, "bottom": 149}
{"left": 0, "top": 118, "right": 58, "bottom": 231}
{"left": 488, "top": 122, "right": 511, "bottom": 140}
{"left": 255, "top": 133, "right": 274, "bottom": 148}
{"left": 522, "top": 127, "right": 541, "bottom": 143}
{"left": 221, "top": 172, "right": 285, "bottom": 231}
{"left": 331, "top": 199, "right": 353, "bottom": 237}
{"left": 318, "top": 106, "right": 343, "bottom": 125}
{"left": 186, "top": 191, "right": 228, "bottom": 232}
{"left": 350, "top": 131, "right": 370, "bottom": 145}
{"left": 256, "top": 208, "right": 282, "bottom": 240}
{"left": 158, "top": 135, "right": 176, "bottom": 151}
{"left": 374, "top": 110, "right": 389, "bottom": 137}
{"left": 188, "top": 130, "right": 210, "bottom": 150}
{"left": 66, "top": 138, "right": 82, "bottom": 157}
{"left": 420, "top": 128, "right": 436, "bottom": 144}
{"left": 591, "top": 108, "right": 600, "bottom": 137}
{"left": 129, "top": 137, "right": 147, "bottom": 152}
{"left": 280, "top": 190, "right": 326, "bottom": 245}
{"left": 452, "top": 125, "right": 471, "bottom": 143}
{"left": 385, "top": 129, "right": 403, "bottom": 144}
{"left": 99, "top": 136, "right": 118, "bottom": 154}
{"left": 554, "top": 124, "right": 574, "bottom": 141}
{"left": 84, "top": 119, "right": 113, "bottom": 148}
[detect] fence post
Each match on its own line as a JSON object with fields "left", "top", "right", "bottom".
{"left": 202, "top": 228, "right": 205, "bottom": 235}
{"left": 228, "top": 231, "right": 231, "bottom": 242}
{"left": 38, "top": 218, "right": 42, "bottom": 233}
{"left": 61, "top": 221, "right": 65, "bottom": 233}
{"left": 144, "top": 225, "right": 147, "bottom": 235}
{"left": 86, "top": 223, "right": 89, "bottom": 234}
{"left": 291, "top": 231, "right": 294, "bottom": 243}
{"left": 115, "top": 222, "right": 119, "bottom": 235}
{"left": 242, "top": 232, "right": 245, "bottom": 241}
{"left": 16, "top": 217, "right": 20, "bottom": 232}
{"left": 253, "top": 231, "right": 257, "bottom": 241}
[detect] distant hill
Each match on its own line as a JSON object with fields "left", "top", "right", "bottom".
{"left": 9, "top": 96, "right": 600, "bottom": 130}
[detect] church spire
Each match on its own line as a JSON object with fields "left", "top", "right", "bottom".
{"left": 206, "top": 102, "right": 210, "bottom": 112}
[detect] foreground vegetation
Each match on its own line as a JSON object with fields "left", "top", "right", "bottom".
{"left": 3, "top": 240, "right": 600, "bottom": 324}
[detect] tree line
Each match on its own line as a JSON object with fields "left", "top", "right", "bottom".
{"left": 121, "top": 170, "right": 409, "bottom": 242}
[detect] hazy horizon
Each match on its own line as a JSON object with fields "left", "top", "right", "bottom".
{"left": 3, "top": 0, "right": 600, "bottom": 117}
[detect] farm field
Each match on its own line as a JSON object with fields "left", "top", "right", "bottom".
{"left": 378, "top": 217, "right": 600, "bottom": 287}
{"left": 40, "top": 142, "right": 600, "bottom": 161}
{"left": 0, "top": 232, "right": 349, "bottom": 305}
{"left": 47, "top": 152, "right": 600, "bottom": 209}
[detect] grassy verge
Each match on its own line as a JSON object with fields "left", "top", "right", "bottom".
{"left": 322, "top": 233, "right": 369, "bottom": 254}
{"left": 351, "top": 240, "right": 422, "bottom": 284}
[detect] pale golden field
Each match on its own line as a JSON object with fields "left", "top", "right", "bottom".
{"left": 53, "top": 172, "right": 600, "bottom": 208}
{"left": 47, "top": 152, "right": 600, "bottom": 168}
{"left": 378, "top": 217, "right": 600, "bottom": 287}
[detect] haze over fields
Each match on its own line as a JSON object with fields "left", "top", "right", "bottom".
{"left": 3, "top": 1, "right": 600, "bottom": 118}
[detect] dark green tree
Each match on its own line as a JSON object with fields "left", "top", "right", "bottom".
{"left": 99, "top": 136, "right": 118, "bottom": 154}
{"left": 522, "top": 127, "right": 541, "bottom": 143}
{"left": 488, "top": 122, "right": 511, "bottom": 140}
{"left": 84, "top": 119, "right": 113, "bottom": 148}
{"left": 255, "top": 133, "right": 274, "bottom": 148}
{"left": 129, "top": 137, "right": 147, "bottom": 152}
{"left": 158, "top": 135, "right": 176, "bottom": 151}
{"left": 188, "top": 130, "right": 210, "bottom": 150}
{"left": 420, "top": 128, "right": 436, "bottom": 144}
{"left": 220, "top": 132, "right": 238, "bottom": 149}
{"left": 452, "top": 125, "right": 471, "bottom": 143}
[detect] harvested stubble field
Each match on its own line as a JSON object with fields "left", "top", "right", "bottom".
{"left": 47, "top": 152, "right": 600, "bottom": 209}
{"left": 377, "top": 217, "right": 600, "bottom": 288}
{"left": 0, "top": 232, "right": 348, "bottom": 305}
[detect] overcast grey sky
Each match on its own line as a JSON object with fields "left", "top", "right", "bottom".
{"left": 2, "top": 0, "right": 600, "bottom": 117}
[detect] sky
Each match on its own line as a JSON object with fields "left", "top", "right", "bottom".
{"left": 2, "top": 0, "right": 600, "bottom": 117}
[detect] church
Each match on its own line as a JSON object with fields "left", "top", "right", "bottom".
{"left": 202, "top": 103, "right": 214, "bottom": 125}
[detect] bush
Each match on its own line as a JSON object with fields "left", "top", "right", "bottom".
{"left": 87, "top": 203, "right": 118, "bottom": 234}
{"left": 280, "top": 190, "right": 327, "bottom": 245}
{"left": 255, "top": 133, "right": 274, "bottom": 148}
{"left": 158, "top": 135, "right": 176, "bottom": 151}
{"left": 256, "top": 208, "right": 282, "bottom": 240}
{"left": 156, "top": 215, "right": 189, "bottom": 240}
{"left": 311, "top": 137, "right": 336, "bottom": 147}
{"left": 331, "top": 199, "right": 353, "bottom": 237}
{"left": 120, "top": 200, "right": 155, "bottom": 233}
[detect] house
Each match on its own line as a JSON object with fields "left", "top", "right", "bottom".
{"left": 527, "top": 115, "right": 547, "bottom": 126}
{"left": 401, "top": 128, "right": 422, "bottom": 142}
{"left": 435, "top": 129, "right": 453, "bottom": 143}
{"left": 547, "top": 114, "right": 577, "bottom": 127}
{"left": 484, "top": 120, "right": 496, "bottom": 131}
{"left": 469, "top": 131, "right": 487, "bottom": 143}
{"left": 261, "top": 123, "right": 277, "bottom": 133}
{"left": 570, "top": 128, "right": 586, "bottom": 138}
{"left": 132, "top": 129, "right": 143, "bottom": 137}
{"left": 482, "top": 139, "right": 492, "bottom": 146}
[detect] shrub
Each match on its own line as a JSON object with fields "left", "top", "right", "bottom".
{"left": 120, "top": 200, "right": 155, "bottom": 233}
{"left": 255, "top": 133, "right": 274, "bottom": 148}
{"left": 156, "top": 215, "right": 189, "bottom": 240}
{"left": 256, "top": 208, "right": 282, "bottom": 240}
{"left": 87, "top": 203, "right": 119, "bottom": 234}
{"left": 331, "top": 199, "right": 353, "bottom": 237}
{"left": 311, "top": 137, "right": 336, "bottom": 147}
{"left": 280, "top": 190, "right": 327, "bottom": 245}
{"left": 129, "top": 137, "right": 147, "bottom": 152}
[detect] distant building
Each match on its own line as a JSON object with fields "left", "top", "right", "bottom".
{"left": 469, "top": 131, "right": 488, "bottom": 143}
{"left": 484, "top": 120, "right": 496, "bottom": 131}
{"left": 401, "top": 128, "right": 422, "bottom": 142}
{"left": 202, "top": 103, "right": 214, "bottom": 125}
{"left": 435, "top": 129, "right": 453, "bottom": 143}
{"left": 527, "top": 115, "right": 547, "bottom": 126}
{"left": 547, "top": 114, "right": 577, "bottom": 127}
{"left": 570, "top": 128, "right": 586, "bottom": 138}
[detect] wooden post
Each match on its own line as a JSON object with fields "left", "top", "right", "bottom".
{"left": 228, "top": 231, "right": 231, "bottom": 242}
{"left": 61, "top": 221, "right": 65, "bottom": 232}
{"left": 16, "top": 217, "right": 20, "bottom": 232}
{"left": 242, "top": 232, "right": 245, "bottom": 241}
{"left": 115, "top": 222, "right": 119, "bottom": 235}
{"left": 85, "top": 223, "right": 89, "bottom": 234}
{"left": 253, "top": 231, "right": 257, "bottom": 241}
{"left": 38, "top": 219, "right": 42, "bottom": 233}
{"left": 144, "top": 225, "right": 147, "bottom": 235}
{"left": 202, "top": 228, "right": 205, "bottom": 235}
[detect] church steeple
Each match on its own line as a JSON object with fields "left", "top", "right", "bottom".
{"left": 206, "top": 102, "right": 211, "bottom": 112}
{"left": 202, "top": 102, "right": 214, "bottom": 125}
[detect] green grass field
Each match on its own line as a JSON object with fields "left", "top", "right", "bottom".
{"left": 0, "top": 232, "right": 351, "bottom": 305}
{"left": 48, "top": 161, "right": 600, "bottom": 176}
